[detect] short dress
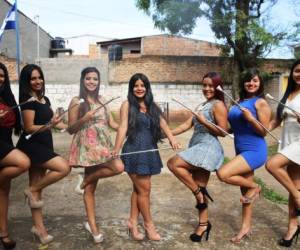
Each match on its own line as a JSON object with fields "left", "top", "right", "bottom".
{"left": 69, "top": 97, "right": 114, "bottom": 167}
{"left": 0, "top": 101, "right": 16, "bottom": 160}
{"left": 278, "top": 93, "right": 300, "bottom": 165}
{"left": 17, "top": 96, "right": 58, "bottom": 164}
{"left": 121, "top": 112, "right": 163, "bottom": 175}
{"left": 228, "top": 97, "right": 267, "bottom": 170}
{"left": 178, "top": 100, "right": 224, "bottom": 171}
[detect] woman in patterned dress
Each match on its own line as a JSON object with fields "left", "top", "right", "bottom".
{"left": 68, "top": 67, "right": 124, "bottom": 244}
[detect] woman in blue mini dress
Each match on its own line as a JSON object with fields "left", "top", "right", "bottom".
{"left": 113, "top": 73, "right": 180, "bottom": 241}
{"left": 217, "top": 68, "right": 272, "bottom": 243}
{"left": 167, "top": 72, "right": 228, "bottom": 243}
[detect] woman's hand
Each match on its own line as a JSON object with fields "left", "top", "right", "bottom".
{"left": 110, "top": 148, "right": 120, "bottom": 158}
{"left": 169, "top": 138, "right": 181, "bottom": 150}
{"left": 241, "top": 107, "right": 255, "bottom": 122}
{"left": 296, "top": 112, "right": 300, "bottom": 124}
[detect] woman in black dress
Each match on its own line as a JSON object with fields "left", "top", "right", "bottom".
{"left": 0, "top": 62, "right": 30, "bottom": 249}
{"left": 113, "top": 73, "right": 180, "bottom": 241}
{"left": 17, "top": 64, "right": 71, "bottom": 245}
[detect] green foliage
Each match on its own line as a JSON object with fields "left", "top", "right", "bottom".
{"left": 254, "top": 177, "right": 288, "bottom": 205}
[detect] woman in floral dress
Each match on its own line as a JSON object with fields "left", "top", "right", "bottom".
{"left": 68, "top": 67, "right": 124, "bottom": 244}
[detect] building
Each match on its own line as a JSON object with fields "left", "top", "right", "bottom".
{"left": 0, "top": 0, "right": 52, "bottom": 63}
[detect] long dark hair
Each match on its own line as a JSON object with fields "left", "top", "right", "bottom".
{"left": 203, "top": 72, "right": 225, "bottom": 103}
{"left": 277, "top": 59, "right": 300, "bottom": 119}
{"left": 19, "top": 64, "right": 45, "bottom": 103}
{"left": 127, "top": 73, "right": 163, "bottom": 143}
{"left": 239, "top": 68, "right": 264, "bottom": 101}
{"left": 78, "top": 67, "right": 101, "bottom": 118}
{"left": 0, "top": 62, "right": 21, "bottom": 134}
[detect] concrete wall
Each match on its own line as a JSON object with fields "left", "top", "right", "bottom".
{"left": 0, "top": 0, "right": 52, "bottom": 63}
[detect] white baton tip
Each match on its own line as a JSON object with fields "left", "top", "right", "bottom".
{"left": 25, "top": 134, "right": 31, "bottom": 140}
{"left": 278, "top": 140, "right": 282, "bottom": 144}
{"left": 60, "top": 129, "right": 66, "bottom": 133}
{"left": 216, "top": 85, "right": 223, "bottom": 91}
{"left": 265, "top": 93, "right": 274, "bottom": 99}
{"left": 229, "top": 134, "right": 234, "bottom": 139}
{"left": 78, "top": 98, "right": 85, "bottom": 104}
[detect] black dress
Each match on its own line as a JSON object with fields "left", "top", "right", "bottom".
{"left": 0, "top": 102, "right": 15, "bottom": 161}
{"left": 17, "top": 96, "right": 58, "bottom": 164}
{"left": 121, "top": 112, "right": 163, "bottom": 175}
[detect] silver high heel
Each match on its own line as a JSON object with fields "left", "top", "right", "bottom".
{"left": 31, "top": 226, "right": 53, "bottom": 245}
{"left": 83, "top": 221, "right": 104, "bottom": 244}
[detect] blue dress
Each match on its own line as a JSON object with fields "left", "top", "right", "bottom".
{"left": 228, "top": 97, "right": 267, "bottom": 170}
{"left": 178, "top": 100, "right": 224, "bottom": 171}
{"left": 121, "top": 112, "right": 163, "bottom": 175}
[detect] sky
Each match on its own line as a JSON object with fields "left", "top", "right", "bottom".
{"left": 5, "top": 0, "right": 300, "bottom": 57}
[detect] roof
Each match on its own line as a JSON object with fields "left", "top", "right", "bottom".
{"left": 96, "top": 34, "right": 219, "bottom": 47}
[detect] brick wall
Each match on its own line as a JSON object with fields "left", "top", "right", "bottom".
{"left": 142, "top": 35, "right": 222, "bottom": 56}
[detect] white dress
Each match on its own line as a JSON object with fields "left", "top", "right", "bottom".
{"left": 279, "top": 93, "right": 300, "bottom": 165}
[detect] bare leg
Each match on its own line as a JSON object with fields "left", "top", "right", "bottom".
{"left": 0, "top": 149, "right": 30, "bottom": 183}
{"left": 29, "top": 156, "right": 70, "bottom": 193}
{"left": 0, "top": 180, "right": 10, "bottom": 237}
{"left": 29, "top": 167, "right": 49, "bottom": 237}
{"left": 0, "top": 150, "right": 29, "bottom": 243}
{"left": 81, "top": 159, "right": 124, "bottom": 188}
{"left": 192, "top": 169, "right": 210, "bottom": 236}
{"left": 283, "top": 165, "right": 300, "bottom": 240}
{"left": 129, "top": 174, "right": 160, "bottom": 240}
{"left": 231, "top": 172, "right": 254, "bottom": 242}
{"left": 127, "top": 184, "right": 143, "bottom": 240}
{"left": 167, "top": 155, "right": 204, "bottom": 203}
{"left": 217, "top": 155, "right": 258, "bottom": 197}
{"left": 83, "top": 180, "right": 100, "bottom": 235}
{"left": 266, "top": 154, "right": 300, "bottom": 206}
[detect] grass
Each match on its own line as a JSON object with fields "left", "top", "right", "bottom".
{"left": 255, "top": 176, "right": 288, "bottom": 205}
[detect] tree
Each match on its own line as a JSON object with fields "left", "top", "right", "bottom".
{"left": 136, "top": 0, "right": 297, "bottom": 97}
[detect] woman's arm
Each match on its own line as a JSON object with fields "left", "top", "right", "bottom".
{"left": 160, "top": 117, "right": 181, "bottom": 150}
{"left": 112, "top": 101, "right": 129, "bottom": 155}
{"left": 242, "top": 98, "right": 272, "bottom": 136}
{"left": 171, "top": 116, "right": 193, "bottom": 135}
{"left": 195, "top": 101, "right": 228, "bottom": 137}
{"left": 67, "top": 97, "right": 95, "bottom": 134}
{"left": 108, "top": 112, "right": 119, "bottom": 131}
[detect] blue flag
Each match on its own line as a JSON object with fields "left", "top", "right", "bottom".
{"left": 0, "top": 2, "right": 16, "bottom": 41}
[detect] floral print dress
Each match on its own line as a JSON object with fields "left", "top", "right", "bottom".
{"left": 69, "top": 98, "right": 114, "bottom": 167}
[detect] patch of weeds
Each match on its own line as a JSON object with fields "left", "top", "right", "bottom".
{"left": 254, "top": 177, "right": 288, "bottom": 205}
{"left": 268, "top": 144, "right": 278, "bottom": 157}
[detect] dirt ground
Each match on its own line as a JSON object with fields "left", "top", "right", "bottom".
{"left": 5, "top": 128, "right": 297, "bottom": 250}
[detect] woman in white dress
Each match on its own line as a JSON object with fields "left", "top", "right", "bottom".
{"left": 266, "top": 59, "right": 300, "bottom": 247}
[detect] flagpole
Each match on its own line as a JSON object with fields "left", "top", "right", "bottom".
{"left": 15, "top": 0, "right": 20, "bottom": 79}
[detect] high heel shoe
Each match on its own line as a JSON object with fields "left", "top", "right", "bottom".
{"left": 190, "top": 221, "right": 212, "bottom": 242}
{"left": 230, "top": 230, "right": 252, "bottom": 244}
{"left": 240, "top": 186, "right": 261, "bottom": 204}
{"left": 24, "top": 188, "right": 43, "bottom": 208}
{"left": 0, "top": 235, "right": 16, "bottom": 249}
{"left": 31, "top": 226, "right": 53, "bottom": 245}
{"left": 83, "top": 221, "right": 104, "bottom": 244}
{"left": 143, "top": 223, "right": 161, "bottom": 241}
{"left": 194, "top": 186, "right": 213, "bottom": 210}
{"left": 278, "top": 225, "right": 300, "bottom": 247}
{"left": 126, "top": 220, "right": 144, "bottom": 241}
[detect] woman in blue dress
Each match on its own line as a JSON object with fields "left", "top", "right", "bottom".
{"left": 167, "top": 72, "right": 228, "bottom": 242}
{"left": 113, "top": 73, "right": 180, "bottom": 241}
{"left": 217, "top": 68, "right": 272, "bottom": 243}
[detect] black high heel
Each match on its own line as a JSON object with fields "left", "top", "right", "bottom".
{"left": 0, "top": 235, "right": 16, "bottom": 250}
{"left": 194, "top": 186, "right": 213, "bottom": 210}
{"left": 278, "top": 226, "right": 300, "bottom": 247}
{"left": 190, "top": 221, "right": 212, "bottom": 242}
